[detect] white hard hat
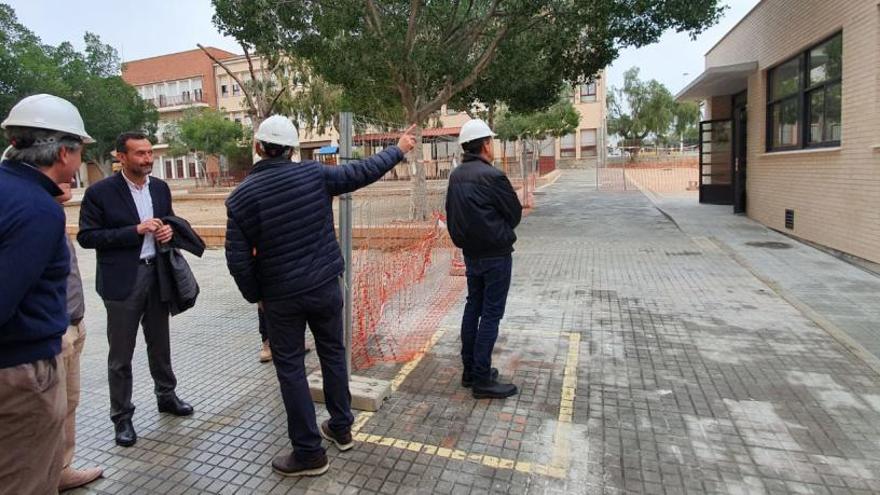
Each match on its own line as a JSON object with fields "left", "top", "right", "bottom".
{"left": 1, "top": 94, "right": 94, "bottom": 144}
{"left": 255, "top": 115, "right": 299, "bottom": 147}
{"left": 458, "top": 119, "right": 495, "bottom": 145}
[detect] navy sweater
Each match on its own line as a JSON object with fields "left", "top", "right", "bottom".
{"left": 225, "top": 147, "right": 404, "bottom": 303}
{"left": 0, "top": 160, "right": 69, "bottom": 368}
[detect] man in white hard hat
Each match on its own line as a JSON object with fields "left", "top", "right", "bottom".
{"left": 225, "top": 115, "right": 417, "bottom": 477}
{"left": 0, "top": 93, "right": 93, "bottom": 493}
{"left": 445, "top": 119, "right": 522, "bottom": 399}
{"left": 78, "top": 132, "right": 193, "bottom": 449}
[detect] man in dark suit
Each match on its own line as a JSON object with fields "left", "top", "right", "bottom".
{"left": 78, "top": 132, "right": 193, "bottom": 447}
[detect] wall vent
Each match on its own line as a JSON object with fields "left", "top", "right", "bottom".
{"left": 785, "top": 209, "right": 794, "bottom": 230}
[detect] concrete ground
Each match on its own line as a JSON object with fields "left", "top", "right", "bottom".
{"left": 65, "top": 169, "right": 880, "bottom": 494}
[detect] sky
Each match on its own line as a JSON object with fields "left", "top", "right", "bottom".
{"left": 8, "top": 0, "right": 760, "bottom": 94}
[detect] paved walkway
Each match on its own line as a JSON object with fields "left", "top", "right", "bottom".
{"left": 67, "top": 170, "right": 880, "bottom": 494}
{"left": 649, "top": 192, "right": 880, "bottom": 372}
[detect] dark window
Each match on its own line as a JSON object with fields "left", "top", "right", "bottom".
{"left": 175, "top": 158, "right": 185, "bottom": 178}
{"left": 194, "top": 88, "right": 203, "bottom": 102}
{"left": 580, "top": 83, "right": 597, "bottom": 103}
{"left": 232, "top": 84, "right": 240, "bottom": 96}
{"left": 767, "top": 32, "right": 841, "bottom": 151}
{"left": 220, "top": 85, "right": 228, "bottom": 97}
{"left": 164, "top": 160, "right": 173, "bottom": 178}
{"left": 188, "top": 161, "right": 197, "bottom": 177}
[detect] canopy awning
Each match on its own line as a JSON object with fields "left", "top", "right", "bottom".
{"left": 316, "top": 145, "right": 338, "bottom": 155}
{"left": 676, "top": 61, "right": 758, "bottom": 101}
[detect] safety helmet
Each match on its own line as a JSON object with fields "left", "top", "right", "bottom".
{"left": 458, "top": 119, "right": 495, "bottom": 145}
{"left": 254, "top": 115, "right": 299, "bottom": 147}
{"left": 1, "top": 94, "right": 94, "bottom": 144}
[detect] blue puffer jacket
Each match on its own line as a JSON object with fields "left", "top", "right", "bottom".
{"left": 225, "top": 147, "right": 404, "bottom": 303}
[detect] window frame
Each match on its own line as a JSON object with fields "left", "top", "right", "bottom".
{"left": 766, "top": 31, "right": 842, "bottom": 152}
{"left": 580, "top": 83, "right": 597, "bottom": 103}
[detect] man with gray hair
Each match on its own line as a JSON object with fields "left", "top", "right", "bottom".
{"left": 0, "top": 94, "right": 93, "bottom": 493}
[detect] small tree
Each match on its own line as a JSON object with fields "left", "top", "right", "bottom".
{"left": 607, "top": 67, "right": 675, "bottom": 159}
{"left": 495, "top": 98, "right": 579, "bottom": 171}
{"left": 166, "top": 108, "right": 247, "bottom": 183}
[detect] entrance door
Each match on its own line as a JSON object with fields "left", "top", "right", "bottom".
{"left": 698, "top": 119, "right": 733, "bottom": 204}
{"left": 732, "top": 91, "right": 747, "bottom": 214}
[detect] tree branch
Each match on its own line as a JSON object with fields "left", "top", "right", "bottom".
{"left": 267, "top": 87, "right": 286, "bottom": 114}
{"left": 404, "top": 0, "right": 420, "bottom": 57}
{"left": 364, "top": 0, "right": 385, "bottom": 36}
{"left": 198, "top": 43, "right": 259, "bottom": 119}
{"left": 418, "top": 24, "right": 510, "bottom": 119}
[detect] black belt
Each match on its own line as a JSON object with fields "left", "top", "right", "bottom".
{"left": 139, "top": 257, "right": 156, "bottom": 265}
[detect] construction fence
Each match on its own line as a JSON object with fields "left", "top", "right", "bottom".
{"left": 335, "top": 113, "right": 539, "bottom": 371}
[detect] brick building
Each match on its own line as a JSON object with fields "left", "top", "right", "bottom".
{"left": 678, "top": 0, "right": 880, "bottom": 264}
{"left": 122, "top": 47, "right": 238, "bottom": 182}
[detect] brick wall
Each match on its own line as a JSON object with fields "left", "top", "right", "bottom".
{"left": 705, "top": 0, "right": 880, "bottom": 263}
{"left": 123, "top": 47, "right": 238, "bottom": 113}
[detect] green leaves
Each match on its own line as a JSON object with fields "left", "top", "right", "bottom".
{"left": 166, "top": 108, "right": 247, "bottom": 159}
{"left": 0, "top": 4, "right": 157, "bottom": 169}
{"left": 211, "top": 0, "right": 723, "bottom": 125}
{"left": 607, "top": 67, "right": 701, "bottom": 148}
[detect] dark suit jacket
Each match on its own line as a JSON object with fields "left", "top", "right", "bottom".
{"left": 77, "top": 172, "right": 174, "bottom": 301}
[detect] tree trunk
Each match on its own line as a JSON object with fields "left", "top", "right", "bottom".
{"left": 96, "top": 159, "right": 113, "bottom": 178}
{"left": 409, "top": 125, "right": 429, "bottom": 221}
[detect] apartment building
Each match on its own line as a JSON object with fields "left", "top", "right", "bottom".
{"left": 677, "top": 0, "right": 880, "bottom": 264}
{"left": 214, "top": 54, "right": 339, "bottom": 161}
{"left": 122, "top": 47, "right": 238, "bottom": 182}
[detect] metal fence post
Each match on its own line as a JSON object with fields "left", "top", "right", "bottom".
{"left": 339, "top": 112, "right": 354, "bottom": 378}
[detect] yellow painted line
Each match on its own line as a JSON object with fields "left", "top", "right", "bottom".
{"left": 351, "top": 432, "right": 564, "bottom": 478}
{"left": 550, "top": 332, "right": 581, "bottom": 470}
{"left": 389, "top": 328, "right": 447, "bottom": 392}
{"left": 348, "top": 324, "right": 583, "bottom": 480}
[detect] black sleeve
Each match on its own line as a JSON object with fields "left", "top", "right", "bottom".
{"left": 76, "top": 187, "right": 142, "bottom": 249}
{"left": 323, "top": 146, "right": 404, "bottom": 196}
{"left": 224, "top": 209, "right": 261, "bottom": 304}
{"left": 490, "top": 175, "right": 523, "bottom": 229}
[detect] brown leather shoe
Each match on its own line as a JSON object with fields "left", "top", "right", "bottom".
{"left": 58, "top": 466, "right": 103, "bottom": 491}
{"left": 272, "top": 452, "right": 329, "bottom": 477}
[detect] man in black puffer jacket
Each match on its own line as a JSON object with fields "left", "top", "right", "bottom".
{"left": 225, "top": 115, "right": 416, "bottom": 478}
{"left": 445, "top": 119, "right": 522, "bottom": 400}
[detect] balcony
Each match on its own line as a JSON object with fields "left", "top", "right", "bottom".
{"left": 145, "top": 92, "right": 210, "bottom": 113}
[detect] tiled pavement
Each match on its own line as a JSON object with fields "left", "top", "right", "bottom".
{"left": 66, "top": 169, "right": 880, "bottom": 494}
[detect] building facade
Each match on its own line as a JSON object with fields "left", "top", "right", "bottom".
{"left": 678, "top": 0, "right": 880, "bottom": 264}
{"left": 122, "top": 47, "right": 238, "bottom": 182}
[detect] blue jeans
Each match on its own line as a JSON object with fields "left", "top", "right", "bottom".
{"left": 460, "top": 254, "right": 513, "bottom": 382}
{"left": 263, "top": 279, "right": 354, "bottom": 461}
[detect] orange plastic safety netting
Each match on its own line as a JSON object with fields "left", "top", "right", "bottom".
{"left": 334, "top": 116, "right": 538, "bottom": 371}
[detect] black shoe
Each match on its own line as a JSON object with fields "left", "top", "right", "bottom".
{"left": 461, "top": 368, "right": 499, "bottom": 388}
{"left": 157, "top": 395, "right": 194, "bottom": 416}
{"left": 319, "top": 420, "right": 354, "bottom": 451}
{"left": 472, "top": 380, "right": 518, "bottom": 399}
{"left": 272, "top": 452, "right": 330, "bottom": 477}
{"left": 114, "top": 420, "right": 137, "bottom": 447}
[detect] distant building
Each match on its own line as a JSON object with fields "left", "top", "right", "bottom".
{"left": 122, "top": 47, "right": 238, "bottom": 182}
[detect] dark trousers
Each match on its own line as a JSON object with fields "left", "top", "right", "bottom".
{"left": 461, "top": 254, "right": 513, "bottom": 382}
{"left": 104, "top": 263, "right": 177, "bottom": 423}
{"left": 258, "top": 308, "right": 267, "bottom": 342}
{"left": 263, "top": 279, "right": 354, "bottom": 461}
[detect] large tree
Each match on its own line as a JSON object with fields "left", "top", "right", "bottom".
{"left": 212, "top": 0, "right": 724, "bottom": 219}
{"left": 0, "top": 4, "right": 157, "bottom": 176}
